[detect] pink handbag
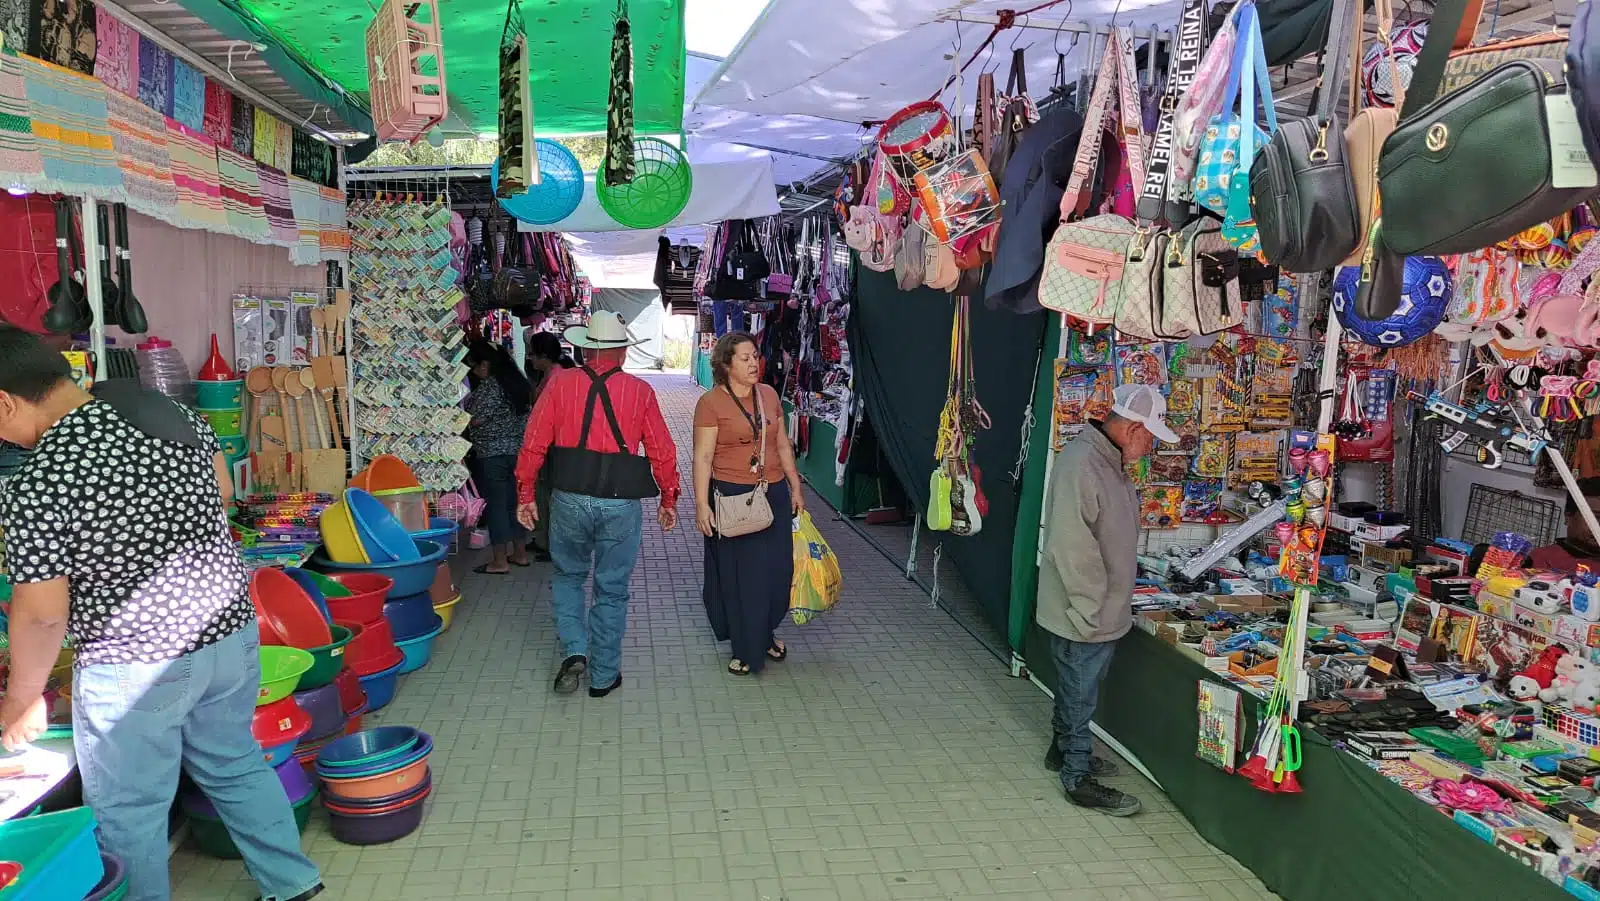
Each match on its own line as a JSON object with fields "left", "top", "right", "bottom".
{"left": 436, "top": 476, "right": 487, "bottom": 529}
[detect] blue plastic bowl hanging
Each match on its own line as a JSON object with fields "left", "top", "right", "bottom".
{"left": 492, "top": 139, "right": 585, "bottom": 226}
{"left": 1331, "top": 257, "right": 1452, "bottom": 348}
{"left": 596, "top": 137, "right": 693, "bottom": 230}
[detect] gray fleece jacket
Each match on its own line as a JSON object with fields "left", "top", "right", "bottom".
{"left": 1036, "top": 424, "right": 1139, "bottom": 643}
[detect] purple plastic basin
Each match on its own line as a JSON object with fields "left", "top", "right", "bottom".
{"left": 325, "top": 791, "right": 429, "bottom": 845}
{"left": 181, "top": 757, "right": 315, "bottom": 818}
{"left": 293, "top": 682, "right": 346, "bottom": 742}
{"left": 322, "top": 768, "right": 432, "bottom": 809}
{"left": 84, "top": 851, "right": 127, "bottom": 901}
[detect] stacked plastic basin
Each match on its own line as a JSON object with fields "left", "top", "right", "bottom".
{"left": 316, "top": 727, "right": 434, "bottom": 845}
{"left": 181, "top": 749, "right": 318, "bottom": 858}
{"left": 0, "top": 808, "right": 104, "bottom": 900}
{"left": 194, "top": 376, "right": 247, "bottom": 471}
{"left": 323, "top": 573, "right": 404, "bottom": 712}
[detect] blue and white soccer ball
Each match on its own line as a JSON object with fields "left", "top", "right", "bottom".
{"left": 1331, "top": 256, "right": 1452, "bottom": 348}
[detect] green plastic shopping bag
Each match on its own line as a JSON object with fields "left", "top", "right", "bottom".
{"left": 790, "top": 511, "right": 842, "bottom": 624}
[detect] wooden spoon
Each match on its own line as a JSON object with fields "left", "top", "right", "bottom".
{"left": 284, "top": 371, "right": 313, "bottom": 452}
{"left": 299, "top": 369, "right": 327, "bottom": 449}
{"left": 270, "top": 367, "right": 298, "bottom": 453}
{"left": 309, "top": 308, "right": 327, "bottom": 357}
{"left": 245, "top": 367, "right": 275, "bottom": 452}
{"left": 331, "top": 355, "right": 350, "bottom": 441}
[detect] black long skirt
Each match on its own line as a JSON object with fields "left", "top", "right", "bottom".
{"left": 703, "top": 479, "right": 794, "bottom": 673}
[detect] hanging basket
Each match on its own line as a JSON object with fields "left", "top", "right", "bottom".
{"left": 365, "top": 0, "right": 448, "bottom": 143}
{"left": 596, "top": 138, "right": 692, "bottom": 230}
{"left": 493, "top": 140, "right": 584, "bottom": 226}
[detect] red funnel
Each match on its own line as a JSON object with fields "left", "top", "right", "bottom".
{"left": 1276, "top": 771, "right": 1304, "bottom": 793}
{"left": 198, "top": 334, "right": 237, "bottom": 381}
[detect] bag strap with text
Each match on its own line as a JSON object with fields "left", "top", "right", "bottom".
{"left": 1137, "top": 0, "right": 1210, "bottom": 226}
{"left": 1060, "top": 26, "right": 1148, "bottom": 219}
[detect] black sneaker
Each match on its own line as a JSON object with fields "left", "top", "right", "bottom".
{"left": 257, "top": 885, "right": 324, "bottom": 901}
{"left": 554, "top": 655, "right": 587, "bottom": 694}
{"left": 1044, "top": 735, "right": 1118, "bottom": 777}
{"left": 589, "top": 675, "right": 622, "bottom": 698}
{"left": 1065, "top": 778, "right": 1142, "bottom": 816}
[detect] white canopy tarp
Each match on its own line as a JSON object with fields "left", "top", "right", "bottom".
{"left": 516, "top": 142, "right": 780, "bottom": 234}
{"left": 696, "top": 0, "right": 1183, "bottom": 123}
{"left": 565, "top": 226, "right": 713, "bottom": 289}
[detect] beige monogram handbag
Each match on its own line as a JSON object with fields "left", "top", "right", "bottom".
{"left": 713, "top": 389, "right": 774, "bottom": 538}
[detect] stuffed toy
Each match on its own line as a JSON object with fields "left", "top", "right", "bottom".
{"left": 1572, "top": 671, "right": 1600, "bottom": 714}
{"left": 1511, "top": 645, "right": 1567, "bottom": 700}
{"left": 1541, "top": 653, "right": 1593, "bottom": 703}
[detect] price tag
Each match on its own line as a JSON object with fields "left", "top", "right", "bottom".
{"left": 1547, "top": 94, "right": 1599, "bottom": 189}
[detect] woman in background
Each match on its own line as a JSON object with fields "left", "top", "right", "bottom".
{"left": 521, "top": 331, "right": 575, "bottom": 559}
{"left": 693, "top": 332, "right": 805, "bottom": 675}
{"left": 466, "top": 341, "right": 534, "bottom": 574}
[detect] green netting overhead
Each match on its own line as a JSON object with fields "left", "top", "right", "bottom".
{"left": 237, "top": 0, "right": 686, "bottom": 135}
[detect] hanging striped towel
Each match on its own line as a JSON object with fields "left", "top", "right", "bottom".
{"left": 166, "top": 118, "right": 226, "bottom": 232}
{"left": 0, "top": 55, "right": 42, "bottom": 191}
{"left": 105, "top": 89, "right": 177, "bottom": 221}
{"left": 288, "top": 175, "right": 323, "bottom": 264}
{"left": 217, "top": 146, "right": 270, "bottom": 241}
{"left": 274, "top": 116, "right": 292, "bottom": 172}
{"left": 318, "top": 184, "right": 349, "bottom": 257}
{"left": 94, "top": 8, "right": 139, "bottom": 98}
{"left": 230, "top": 97, "right": 254, "bottom": 156}
{"left": 203, "top": 80, "right": 231, "bottom": 147}
{"left": 136, "top": 36, "right": 172, "bottom": 117}
{"left": 253, "top": 107, "right": 277, "bottom": 167}
{"left": 256, "top": 163, "right": 297, "bottom": 247}
{"left": 19, "top": 55, "right": 124, "bottom": 200}
{"left": 171, "top": 58, "right": 205, "bottom": 132}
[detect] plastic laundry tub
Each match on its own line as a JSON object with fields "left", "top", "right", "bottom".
{"left": 318, "top": 499, "right": 369, "bottom": 565}
{"left": 347, "top": 488, "right": 422, "bottom": 564}
{"left": 357, "top": 661, "right": 404, "bottom": 712}
{"left": 324, "top": 573, "right": 391, "bottom": 623}
{"left": 281, "top": 567, "right": 335, "bottom": 623}
{"left": 292, "top": 681, "right": 346, "bottom": 742}
{"left": 252, "top": 696, "right": 311, "bottom": 766}
{"left": 311, "top": 540, "right": 447, "bottom": 597}
{"left": 182, "top": 756, "right": 313, "bottom": 820}
{"left": 322, "top": 768, "right": 431, "bottom": 810}
{"left": 0, "top": 807, "right": 104, "bottom": 901}
{"left": 410, "top": 517, "right": 457, "bottom": 545}
{"left": 315, "top": 734, "right": 433, "bottom": 784}
{"left": 325, "top": 784, "right": 431, "bottom": 845}
{"left": 433, "top": 594, "right": 461, "bottom": 632}
{"left": 315, "top": 726, "right": 421, "bottom": 770}
{"left": 383, "top": 593, "right": 438, "bottom": 641}
{"left": 333, "top": 667, "right": 367, "bottom": 715}
{"left": 339, "top": 618, "right": 402, "bottom": 677}
{"left": 295, "top": 625, "right": 354, "bottom": 691}
{"left": 187, "top": 792, "right": 315, "bottom": 859}
{"left": 256, "top": 646, "right": 314, "bottom": 706}
{"left": 394, "top": 619, "right": 443, "bottom": 674}
{"left": 82, "top": 850, "right": 127, "bottom": 901}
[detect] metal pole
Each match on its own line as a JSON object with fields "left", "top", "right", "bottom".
{"left": 79, "top": 197, "right": 107, "bottom": 382}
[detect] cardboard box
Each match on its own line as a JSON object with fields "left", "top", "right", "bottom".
{"left": 1356, "top": 522, "right": 1411, "bottom": 543}
{"left": 1175, "top": 642, "right": 1231, "bottom": 672}
{"left": 1228, "top": 649, "right": 1279, "bottom": 679}
{"left": 1136, "top": 610, "right": 1183, "bottom": 645}
{"left": 1328, "top": 511, "right": 1362, "bottom": 533}
{"left": 1199, "top": 594, "right": 1284, "bottom": 615}
{"left": 1347, "top": 565, "right": 1387, "bottom": 593}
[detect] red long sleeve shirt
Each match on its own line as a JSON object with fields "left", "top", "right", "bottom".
{"left": 514, "top": 360, "right": 681, "bottom": 507}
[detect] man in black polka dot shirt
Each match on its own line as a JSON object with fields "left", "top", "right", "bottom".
{"left": 0, "top": 327, "right": 322, "bottom": 901}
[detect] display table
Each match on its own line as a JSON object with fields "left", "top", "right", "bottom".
{"left": 1082, "top": 628, "right": 1567, "bottom": 901}
{"left": 0, "top": 736, "right": 76, "bottom": 820}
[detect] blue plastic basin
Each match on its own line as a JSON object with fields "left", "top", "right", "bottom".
{"left": 347, "top": 489, "right": 422, "bottom": 564}
{"left": 310, "top": 540, "right": 447, "bottom": 597}
{"left": 0, "top": 807, "right": 104, "bottom": 901}
{"left": 356, "top": 661, "right": 404, "bottom": 712}
{"left": 394, "top": 619, "right": 444, "bottom": 674}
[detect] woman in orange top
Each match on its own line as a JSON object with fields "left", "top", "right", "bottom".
{"left": 693, "top": 332, "right": 805, "bottom": 675}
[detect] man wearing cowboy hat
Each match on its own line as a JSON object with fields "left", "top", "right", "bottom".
{"left": 515, "top": 311, "right": 680, "bottom": 698}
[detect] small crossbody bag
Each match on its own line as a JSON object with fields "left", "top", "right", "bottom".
{"left": 713, "top": 387, "right": 774, "bottom": 538}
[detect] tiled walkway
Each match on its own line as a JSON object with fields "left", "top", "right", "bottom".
{"left": 172, "top": 374, "right": 1276, "bottom": 901}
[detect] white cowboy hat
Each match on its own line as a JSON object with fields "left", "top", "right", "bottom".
{"left": 563, "top": 311, "right": 644, "bottom": 349}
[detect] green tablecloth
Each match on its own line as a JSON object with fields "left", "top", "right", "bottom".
{"left": 1085, "top": 628, "right": 1569, "bottom": 901}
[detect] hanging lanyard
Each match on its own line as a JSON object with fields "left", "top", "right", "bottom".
{"left": 1137, "top": 0, "right": 1209, "bottom": 225}
{"left": 727, "top": 385, "right": 765, "bottom": 472}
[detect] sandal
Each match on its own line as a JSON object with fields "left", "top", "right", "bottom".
{"left": 472, "top": 564, "right": 509, "bottom": 575}
{"left": 767, "top": 642, "right": 787, "bottom": 662}
{"left": 727, "top": 659, "right": 752, "bottom": 676}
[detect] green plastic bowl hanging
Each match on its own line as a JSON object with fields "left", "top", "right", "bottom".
{"left": 596, "top": 138, "right": 692, "bottom": 230}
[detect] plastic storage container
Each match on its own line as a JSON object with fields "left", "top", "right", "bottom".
{"left": 0, "top": 806, "right": 105, "bottom": 901}
{"left": 374, "top": 488, "right": 429, "bottom": 533}
{"left": 135, "top": 337, "right": 194, "bottom": 406}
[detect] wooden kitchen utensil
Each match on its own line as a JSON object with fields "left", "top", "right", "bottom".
{"left": 245, "top": 367, "right": 274, "bottom": 452}
{"left": 284, "top": 371, "right": 313, "bottom": 452}
{"left": 270, "top": 367, "right": 298, "bottom": 454}
{"left": 331, "top": 354, "right": 350, "bottom": 441}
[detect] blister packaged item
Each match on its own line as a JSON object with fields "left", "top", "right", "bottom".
{"left": 291, "top": 291, "right": 319, "bottom": 363}
{"left": 262, "top": 296, "right": 292, "bottom": 366}
{"left": 232, "top": 294, "right": 264, "bottom": 373}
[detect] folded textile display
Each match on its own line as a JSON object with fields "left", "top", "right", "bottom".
{"left": 217, "top": 146, "right": 270, "bottom": 241}
{"left": 256, "top": 163, "right": 298, "bottom": 247}
{"left": 136, "top": 35, "right": 171, "bottom": 116}
{"left": 105, "top": 89, "right": 176, "bottom": 220}
{"left": 253, "top": 106, "right": 278, "bottom": 168}
{"left": 166, "top": 118, "right": 226, "bottom": 232}
{"left": 202, "top": 80, "right": 231, "bottom": 147}
{"left": 93, "top": 8, "right": 139, "bottom": 99}
{"left": 288, "top": 175, "right": 323, "bottom": 265}
{"left": 20, "top": 55, "right": 124, "bottom": 200}
{"left": 319, "top": 185, "right": 349, "bottom": 257}
{"left": 0, "top": 55, "right": 43, "bottom": 190}
{"left": 171, "top": 58, "right": 205, "bottom": 132}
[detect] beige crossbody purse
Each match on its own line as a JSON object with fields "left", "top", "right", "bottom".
{"left": 713, "top": 388, "right": 774, "bottom": 538}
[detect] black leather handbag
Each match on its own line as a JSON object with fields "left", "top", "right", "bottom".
{"left": 1249, "top": 0, "right": 1361, "bottom": 273}
{"left": 1379, "top": 0, "right": 1600, "bottom": 256}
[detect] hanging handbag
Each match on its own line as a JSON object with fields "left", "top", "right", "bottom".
{"left": 1113, "top": 231, "right": 1171, "bottom": 342}
{"left": 1151, "top": 219, "right": 1245, "bottom": 338}
{"left": 1342, "top": 0, "right": 1404, "bottom": 267}
{"left": 1192, "top": 3, "right": 1271, "bottom": 216}
{"left": 1250, "top": 0, "right": 1361, "bottom": 273}
{"left": 712, "top": 387, "right": 775, "bottom": 538}
{"left": 1173, "top": 9, "right": 1240, "bottom": 202}
{"left": 988, "top": 49, "right": 1039, "bottom": 189}
{"left": 1378, "top": 0, "right": 1599, "bottom": 257}
{"left": 1038, "top": 27, "right": 1146, "bottom": 329}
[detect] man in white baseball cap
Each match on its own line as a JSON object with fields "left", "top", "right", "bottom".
{"left": 1035, "top": 383, "right": 1174, "bottom": 816}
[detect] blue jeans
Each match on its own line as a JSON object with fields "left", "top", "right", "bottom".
{"left": 548, "top": 490, "right": 644, "bottom": 688}
{"left": 712, "top": 300, "right": 745, "bottom": 336}
{"left": 73, "top": 622, "right": 321, "bottom": 901}
{"left": 1049, "top": 633, "right": 1118, "bottom": 791}
{"left": 471, "top": 453, "right": 527, "bottom": 546}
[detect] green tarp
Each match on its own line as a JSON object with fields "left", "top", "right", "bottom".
{"left": 207, "top": 0, "right": 686, "bottom": 134}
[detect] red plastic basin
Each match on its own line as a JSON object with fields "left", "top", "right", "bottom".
{"left": 337, "top": 617, "right": 402, "bottom": 677}
{"left": 325, "top": 574, "right": 393, "bottom": 625}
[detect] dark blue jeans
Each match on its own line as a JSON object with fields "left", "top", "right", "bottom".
{"left": 712, "top": 300, "right": 745, "bottom": 336}
{"left": 1049, "top": 633, "right": 1118, "bottom": 791}
{"left": 471, "top": 454, "right": 526, "bottom": 546}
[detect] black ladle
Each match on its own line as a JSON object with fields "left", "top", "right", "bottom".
{"left": 113, "top": 204, "right": 147, "bottom": 334}
{"left": 95, "top": 203, "right": 121, "bottom": 327}
{"left": 42, "top": 199, "right": 87, "bottom": 334}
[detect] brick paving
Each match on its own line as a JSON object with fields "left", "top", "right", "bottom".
{"left": 171, "top": 374, "right": 1276, "bottom": 901}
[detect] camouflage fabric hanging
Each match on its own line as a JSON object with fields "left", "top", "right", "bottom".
{"left": 495, "top": 0, "right": 535, "bottom": 198}
{"left": 603, "top": 0, "right": 635, "bottom": 187}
